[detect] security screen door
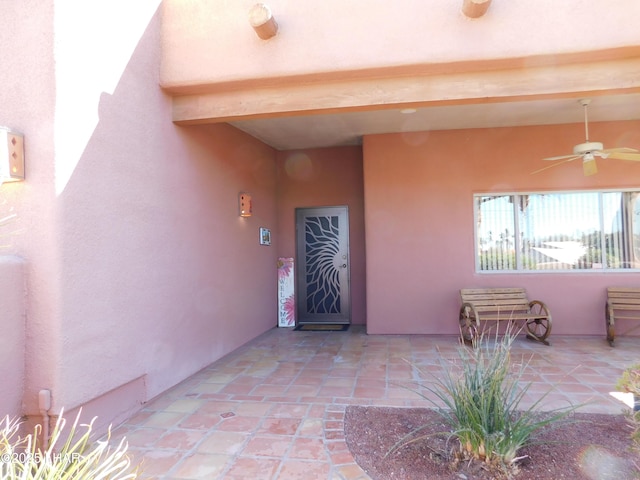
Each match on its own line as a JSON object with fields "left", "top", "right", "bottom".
{"left": 295, "top": 206, "right": 351, "bottom": 325}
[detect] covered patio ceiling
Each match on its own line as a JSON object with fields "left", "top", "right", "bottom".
{"left": 228, "top": 92, "right": 640, "bottom": 151}
{"left": 168, "top": 42, "right": 640, "bottom": 151}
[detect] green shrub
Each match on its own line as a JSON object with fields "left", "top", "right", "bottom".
{"left": 397, "top": 329, "right": 578, "bottom": 476}
{"left": 616, "top": 363, "right": 640, "bottom": 451}
{"left": 0, "top": 410, "right": 140, "bottom": 479}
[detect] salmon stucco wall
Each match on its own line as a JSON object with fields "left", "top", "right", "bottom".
{"left": 363, "top": 121, "right": 640, "bottom": 335}
{"left": 276, "top": 147, "right": 366, "bottom": 325}
{"left": 47, "top": 4, "right": 279, "bottom": 430}
{"left": 161, "top": 0, "right": 640, "bottom": 91}
{"left": 0, "top": 257, "right": 25, "bottom": 418}
{"left": 0, "top": 0, "right": 57, "bottom": 422}
{"left": 2, "top": 2, "right": 279, "bottom": 434}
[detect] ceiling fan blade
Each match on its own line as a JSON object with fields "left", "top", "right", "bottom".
{"left": 601, "top": 147, "right": 640, "bottom": 154}
{"left": 583, "top": 158, "right": 598, "bottom": 176}
{"left": 605, "top": 151, "right": 640, "bottom": 161}
{"left": 542, "top": 153, "right": 579, "bottom": 161}
{"left": 531, "top": 156, "right": 581, "bottom": 175}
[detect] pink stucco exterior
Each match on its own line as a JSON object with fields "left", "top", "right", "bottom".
{"left": 363, "top": 122, "right": 640, "bottom": 334}
{"left": 276, "top": 147, "right": 366, "bottom": 325}
{"left": 160, "top": 0, "right": 640, "bottom": 93}
{"left": 1, "top": 0, "right": 639, "bottom": 436}
{"left": 1, "top": 2, "right": 278, "bottom": 431}
{"left": 0, "top": 257, "right": 25, "bottom": 417}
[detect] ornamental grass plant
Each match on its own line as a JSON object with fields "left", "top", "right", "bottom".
{"left": 0, "top": 410, "right": 140, "bottom": 480}
{"left": 394, "top": 327, "right": 579, "bottom": 476}
{"left": 616, "top": 362, "right": 640, "bottom": 473}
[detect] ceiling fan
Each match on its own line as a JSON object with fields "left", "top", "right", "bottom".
{"left": 532, "top": 98, "right": 640, "bottom": 176}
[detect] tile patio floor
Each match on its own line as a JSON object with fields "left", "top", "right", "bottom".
{"left": 110, "top": 326, "right": 638, "bottom": 479}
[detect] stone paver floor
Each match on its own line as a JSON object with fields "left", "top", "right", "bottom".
{"left": 109, "top": 326, "right": 638, "bottom": 479}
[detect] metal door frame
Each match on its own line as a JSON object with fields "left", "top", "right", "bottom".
{"left": 295, "top": 206, "right": 351, "bottom": 325}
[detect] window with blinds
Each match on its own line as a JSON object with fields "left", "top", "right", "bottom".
{"left": 475, "top": 190, "right": 640, "bottom": 271}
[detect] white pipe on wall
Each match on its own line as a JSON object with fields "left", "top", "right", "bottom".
{"left": 38, "top": 390, "right": 51, "bottom": 448}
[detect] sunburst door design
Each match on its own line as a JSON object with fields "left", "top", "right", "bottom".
{"left": 295, "top": 207, "right": 350, "bottom": 325}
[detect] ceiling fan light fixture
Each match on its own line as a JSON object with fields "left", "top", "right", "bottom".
{"left": 582, "top": 153, "right": 598, "bottom": 176}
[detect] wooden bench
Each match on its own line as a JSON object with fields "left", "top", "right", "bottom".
{"left": 606, "top": 287, "right": 640, "bottom": 347}
{"left": 459, "top": 288, "right": 552, "bottom": 345}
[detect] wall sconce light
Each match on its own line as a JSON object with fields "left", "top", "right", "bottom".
{"left": 0, "top": 127, "right": 25, "bottom": 182}
{"left": 239, "top": 192, "right": 252, "bottom": 217}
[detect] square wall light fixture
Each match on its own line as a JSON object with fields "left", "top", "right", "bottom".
{"left": 0, "top": 127, "right": 25, "bottom": 182}
{"left": 239, "top": 192, "right": 252, "bottom": 217}
{"left": 260, "top": 227, "right": 271, "bottom": 245}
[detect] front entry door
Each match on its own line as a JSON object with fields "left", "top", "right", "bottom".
{"left": 295, "top": 206, "right": 351, "bottom": 325}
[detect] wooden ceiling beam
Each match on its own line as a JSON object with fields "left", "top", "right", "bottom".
{"left": 249, "top": 3, "right": 278, "bottom": 40}
{"left": 171, "top": 58, "right": 640, "bottom": 125}
{"left": 462, "top": 0, "right": 492, "bottom": 18}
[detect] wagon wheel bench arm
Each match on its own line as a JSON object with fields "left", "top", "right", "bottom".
{"left": 459, "top": 302, "right": 480, "bottom": 343}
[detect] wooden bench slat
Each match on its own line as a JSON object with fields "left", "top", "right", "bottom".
{"left": 608, "top": 292, "right": 640, "bottom": 298}
{"left": 462, "top": 291, "right": 527, "bottom": 295}
{"left": 608, "top": 287, "right": 640, "bottom": 293}
{"left": 609, "top": 298, "right": 640, "bottom": 305}
{"left": 461, "top": 288, "right": 526, "bottom": 294}
{"left": 461, "top": 294, "right": 528, "bottom": 300}
{"left": 465, "top": 307, "right": 530, "bottom": 312}
{"left": 476, "top": 313, "right": 548, "bottom": 319}
{"left": 462, "top": 296, "right": 528, "bottom": 302}
{"left": 608, "top": 304, "right": 640, "bottom": 310}
{"left": 461, "top": 293, "right": 526, "bottom": 298}
{"left": 462, "top": 299, "right": 526, "bottom": 304}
